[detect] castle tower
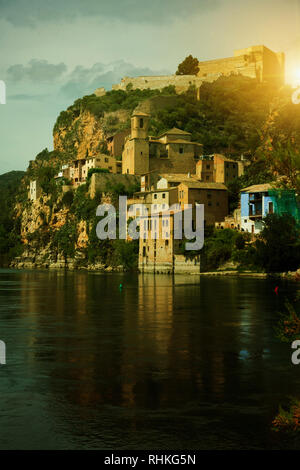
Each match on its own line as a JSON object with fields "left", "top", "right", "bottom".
{"left": 122, "top": 111, "right": 150, "bottom": 175}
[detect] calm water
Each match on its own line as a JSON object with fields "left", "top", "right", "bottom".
{"left": 0, "top": 268, "right": 299, "bottom": 450}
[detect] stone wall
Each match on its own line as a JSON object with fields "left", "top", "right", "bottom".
{"left": 89, "top": 173, "right": 139, "bottom": 198}
{"left": 110, "top": 45, "right": 284, "bottom": 96}
{"left": 112, "top": 75, "right": 205, "bottom": 94}
{"left": 174, "top": 254, "right": 201, "bottom": 274}
{"left": 149, "top": 150, "right": 197, "bottom": 175}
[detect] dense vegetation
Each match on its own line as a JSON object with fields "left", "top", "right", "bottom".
{"left": 54, "top": 75, "right": 285, "bottom": 160}
{"left": 200, "top": 213, "right": 300, "bottom": 273}
{"left": 22, "top": 177, "right": 140, "bottom": 270}
{"left": 0, "top": 171, "right": 25, "bottom": 265}
{"left": 53, "top": 87, "right": 176, "bottom": 133}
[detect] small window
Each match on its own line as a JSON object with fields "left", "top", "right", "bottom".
{"left": 179, "top": 147, "right": 184, "bottom": 154}
{"left": 165, "top": 240, "right": 169, "bottom": 246}
{"left": 162, "top": 193, "right": 166, "bottom": 199}
{"left": 154, "top": 194, "right": 157, "bottom": 199}
{"left": 206, "top": 164, "right": 210, "bottom": 169}
{"left": 207, "top": 193, "right": 212, "bottom": 198}
{"left": 140, "top": 118, "right": 144, "bottom": 128}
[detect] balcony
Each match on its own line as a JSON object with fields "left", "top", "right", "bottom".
{"left": 249, "top": 206, "right": 262, "bottom": 219}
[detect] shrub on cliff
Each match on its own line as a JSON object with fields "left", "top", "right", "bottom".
{"left": 0, "top": 171, "right": 25, "bottom": 265}
{"left": 61, "top": 190, "right": 74, "bottom": 208}
{"left": 52, "top": 223, "right": 77, "bottom": 259}
{"left": 70, "top": 184, "right": 98, "bottom": 221}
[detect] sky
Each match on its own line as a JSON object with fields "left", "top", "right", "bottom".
{"left": 1, "top": 0, "right": 300, "bottom": 174}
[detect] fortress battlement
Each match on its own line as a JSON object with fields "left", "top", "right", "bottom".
{"left": 100, "top": 45, "right": 285, "bottom": 98}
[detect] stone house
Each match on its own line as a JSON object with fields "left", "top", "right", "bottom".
{"left": 178, "top": 181, "right": 228, "bottom": 225}
{"left": 122, "top": 111, "right": 202, "bottom": 176}
{"left": 106, "top": 129, "right": 130, "bottom": 158}
{"left": 138, "top": 208, "right": 201, "bottom": 274}
{"left": 240, "top": 183, "right": 300, "bottom": 234}
{"left": 29, "top": 180, "right": 42, "bottom": 201}
{"left": 196, "top": 154, "right": 240, "bottom": 184}
{"left": 68, "top": 155, "right": 122, "bottom": 187}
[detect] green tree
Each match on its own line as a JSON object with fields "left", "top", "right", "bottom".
{"left": 176, "top": 55, "right": 199, "bottom": 75}
{"left": 255, "top": 213, "right": 300, "bottom": 272}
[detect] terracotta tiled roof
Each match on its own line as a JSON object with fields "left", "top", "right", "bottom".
{"left": 159, "top": 174, "right": 199, "bottom": 183}
{"left": 159, "top": 127, "right": 192, "bottom": 137}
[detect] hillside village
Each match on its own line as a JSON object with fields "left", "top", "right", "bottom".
{"left": 4, "top": 44, "right": 300, "bottom": 274}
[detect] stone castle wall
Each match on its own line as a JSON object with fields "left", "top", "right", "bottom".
{"left": 109, "top": 45, "right": 284, "bottom": 96}
{"left": 112, "top": 74, "right": 206, "bottom": 94}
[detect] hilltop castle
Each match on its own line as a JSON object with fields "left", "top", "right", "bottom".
{"left": 95, "top": 45, "right": 285, "bottom": 98}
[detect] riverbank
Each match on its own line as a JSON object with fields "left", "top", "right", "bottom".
{"left": 6, "top": 256, "right": 300, "bottom": 281}
{"left": 9, "top": 255, "right": 124, "bottom": 273}
{"left": 193, "top": 270, "right": 300, "bottom": 280}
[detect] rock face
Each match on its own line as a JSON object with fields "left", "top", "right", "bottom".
{"left": 11, "top": 186, "right": 127, "bottom": 272}
{"left": 53, "top": 109, "right": 130, "bottom": 161}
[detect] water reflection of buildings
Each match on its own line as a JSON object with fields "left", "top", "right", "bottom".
{"left": 16, "top": 271, "right": 287, "bottom": 446}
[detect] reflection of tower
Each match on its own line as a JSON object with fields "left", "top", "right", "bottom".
{"left": 122, "top": 111, "right": 150, "bottom": 175}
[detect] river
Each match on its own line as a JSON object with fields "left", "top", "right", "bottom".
{"left": 0, "top": 268, "right": 299, "bottom": 449}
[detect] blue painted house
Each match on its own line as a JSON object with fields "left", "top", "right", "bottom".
{"left": 240, "top": 183, "right": 299, "bottom": 234}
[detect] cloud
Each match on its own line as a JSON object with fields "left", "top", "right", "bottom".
{"left": 0, "top": 0, "right": 220, "bottom": 27}
{"left": 4, "top": 58, "right": 169, "bottom": 105}
{"left": 6, "top": 59, "right": 67, "bottom": 82}
{"left": 9, "top": 93, "right": 47, "bottom": 101}
{"left": 60, "top": 60, "right": 170, "bottom": 99}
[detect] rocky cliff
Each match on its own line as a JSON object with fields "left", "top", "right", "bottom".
{"left": 53, "top": 108, "right": 130, "bottom": 160}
